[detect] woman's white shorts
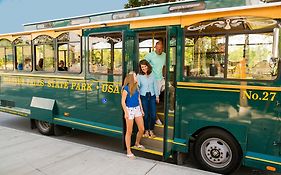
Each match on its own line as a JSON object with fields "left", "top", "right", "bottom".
{"left": 126, "top": 106, "right": 142, "bottom": 120}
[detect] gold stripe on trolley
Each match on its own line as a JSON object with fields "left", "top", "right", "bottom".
{"left": 0, "top": 108, "right": 28, "bottom": 117}
{"left": 54, "top": 118, "right": 122, "bottom": 134}
{"left": 245, "top": 156, "right": 281, "bottom": 166}
{"left": 172, "top": 141, "right": 186, "bottom": 146}
{"left": 177, "top": 82, "right": 281, "bottom": 92}
{"left": 178, "top": 86, "right": 240, "bottom": 92}
{"left": 1, "top": 73, "right": 84, "bottom": 80}
{"left": 1, "top": 74, "right": 122, "bottom": 84}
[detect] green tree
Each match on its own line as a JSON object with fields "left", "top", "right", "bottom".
{"left": 124, "top": 0, "right": 176, "bottom": 8}
{"left": 124, "top": 0, "right": 141, "bottom": 8}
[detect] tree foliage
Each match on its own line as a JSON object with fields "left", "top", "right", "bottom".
{"left": 124, "top": 0, "right": 176, "bottom": 8}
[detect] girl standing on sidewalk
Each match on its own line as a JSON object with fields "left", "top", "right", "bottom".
{"left": 137, "top": 60, "right": 159, "bottom": 138}
{"left": 121, "top": 71, "right": 145, "bottom": 159}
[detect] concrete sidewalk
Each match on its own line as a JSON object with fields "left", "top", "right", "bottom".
{"left": 0, "top": 126, "right": 217, "bottom": 175}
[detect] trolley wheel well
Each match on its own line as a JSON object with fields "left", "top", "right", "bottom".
{"left": 190, "top": 126, "right": 243, "bottom": 154}
{"left": 192, "top": 126, "right": 240, "bottom": 145}
{"left": 191, "top": 126, "right": 243, "bottom": 174}
{"left": 35, "top": 120, "right": 54, "bottom": 136}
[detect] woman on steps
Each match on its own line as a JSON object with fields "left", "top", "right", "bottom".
{"left": 121, "top": 71, "right": 145, "bottom": 159}
{"left": 137, "top": 60, "right": 159, "bottom": 138}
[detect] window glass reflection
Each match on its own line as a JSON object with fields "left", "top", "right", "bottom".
{"left": 57, "top": 33, "right": 81, "bottom": 73}
{"left": 89, "top": 33, "right": 122, "bottom": 75}
{"left": 0, "top": 39, "right": 13, "bottom": 71}
{"left": 14, "top": 36, "right": 32, "bottom": 72}
{"left": 34, "top": 35, "right": 54, "bottom": 72}
{"left": 184, "top": 16, "right": 278, "bottom": 81}
{"left": 184, "top": 36, "right": 225, "bottom": 78}
{"left": 227, "top": 33, "right": 274, "bottom": 80}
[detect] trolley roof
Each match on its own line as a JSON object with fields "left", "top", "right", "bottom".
{"left": 23, "top": 0, "right": 251, "bottom": 31}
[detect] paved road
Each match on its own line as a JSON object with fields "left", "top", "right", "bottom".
{"left": 0, "top": 112, "right": 279, "bottom": 175}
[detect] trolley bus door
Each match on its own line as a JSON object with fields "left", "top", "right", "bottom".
{"left": 122, "top": 30, "right": 138, "bottom": 147}
{"left": 163, "top": 26, "right": 179, "bottom": 159}
{"left": 123, "top": 30, "right": 138, "bottom": 74}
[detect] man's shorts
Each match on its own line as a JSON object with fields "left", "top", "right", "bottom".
{"left": 126, "top": 106, "right": 142, "bottom": 120}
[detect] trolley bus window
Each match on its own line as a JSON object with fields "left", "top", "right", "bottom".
{"left": 184, "top": 16, "right": 279, "bottom": 80}
{"left": 89, "top": 33, "right": 122, "bottom": 75}
{"left": 138, "top": 31, "right": 166, "bottom": 57}
{"left": 138, "top": 31, "right": 169, "bottom": 71}
{"left": 34, "top": 35, "right": 54, "bottom": 72}
{"left": 0, "top": 39, "right": 13, "bottom": 71}
{"left": 14, "top": 36, "right": 32, "bottom": 72}
{"left": 139, "top": 38, "right": 158, "bottom": 61}
{"left": 184, "top": 36, "right": 225, "bottom": 78}
{"left": 227, "top": 33, "right": 275, "bottom": 80}
{"left": 57, "top": 32, "right": 81, "bottom": 73}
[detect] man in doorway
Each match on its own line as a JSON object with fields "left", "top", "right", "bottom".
{"left": 145, "top": 40, "right": 166, "bottom": 96}
{"left": 145, "top": 40, "right": 175, "bottom": 125}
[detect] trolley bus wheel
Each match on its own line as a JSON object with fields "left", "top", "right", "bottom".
{"left": 194, "top": 128, "right": 242, "bottom": 174}
{"left": 35, "top": 120, "right": 54, "bottom": 136}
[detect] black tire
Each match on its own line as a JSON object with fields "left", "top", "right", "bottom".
{"left": 194, "top": 128, "right": 242, "bottom": 174}
{"left": 35, "top": 120, "right": 54, "bottom": 136}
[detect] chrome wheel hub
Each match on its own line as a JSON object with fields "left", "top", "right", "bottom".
{"left": 200, "top": 138, "right": 232, "bottom": 168}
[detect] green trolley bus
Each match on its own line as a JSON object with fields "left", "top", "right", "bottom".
{"left": 0, "top": 0, "right": 281, "bottom": 174}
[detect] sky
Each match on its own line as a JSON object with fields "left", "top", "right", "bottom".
{"left": 0, "top": 0, "right": 128, "bottom": 34}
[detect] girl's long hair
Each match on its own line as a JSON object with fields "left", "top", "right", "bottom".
{"left": 122, "top": 71, "right": 137, "bottom": 96}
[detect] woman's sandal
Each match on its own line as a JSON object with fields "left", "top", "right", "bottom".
{"left": 149, "top": 131, "right": 156, "bottom": 138}
{"left": 143, "top": 131, "right": 149, "bottom": 138}
{"left": 135, "top": 144, "right": 145, "bottom": 150}
{"left": 126, "top": 153, "right": 136, "bottom": 159}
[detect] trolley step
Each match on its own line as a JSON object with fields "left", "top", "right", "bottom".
{"left": 154, "top": 124, "right": 174, "bottom": 138}
{"left": 131, "top": 145, "right": 163, "bottom": 156}
{"left": 157, "top": 112, "right": 174, "bottom": 126}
